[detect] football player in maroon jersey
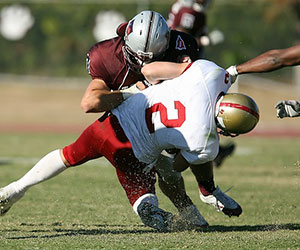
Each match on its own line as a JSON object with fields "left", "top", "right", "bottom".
{"left": 83, "top": 10, "right": 239, "bottom": 217}
{"left": 82, "top": 11, "right": 208, "bottom": 227}
{"left": 0, "top": 11, "right": 207, "bottom": 232}
{"left": 0, "top": 11, "right": 241, "bottom": 232}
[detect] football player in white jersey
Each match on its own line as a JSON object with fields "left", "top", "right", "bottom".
{"left": 114, "top": 60, "right": 229, "bottom": 166}
{"left": 116, "top": 59, "right": 259, "bottom": 218}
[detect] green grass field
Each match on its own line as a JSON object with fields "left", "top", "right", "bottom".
{"left": 0, "top": 132, "right": 300, "bottom": 249}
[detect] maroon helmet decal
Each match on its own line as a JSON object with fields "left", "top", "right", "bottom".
{"left": 126, "top": 20, "right": 134, "bottom": 36}
{"left": 175, "top": 35, "right": 186, "bottom": 50}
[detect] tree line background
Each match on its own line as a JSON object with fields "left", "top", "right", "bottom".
{"left": 0, "top": 0, "right": 299, "bottom": 82}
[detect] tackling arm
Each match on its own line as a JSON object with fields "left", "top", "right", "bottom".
{"left": 81, "top": 79, "right": 124, "bottom": 113}
{"left": 141, "top": 61, "right": 190, "bottom": 85}
{"left": 81, "top": 79, "right": 145, "bottom": 113}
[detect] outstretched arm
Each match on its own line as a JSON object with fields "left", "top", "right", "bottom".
{"left": 227, "top": 44, "right": 300, "bottom": 76}
{"left": 237, "top": 44, "right": 300, "bottom": 74}
{"left": 81, "top": 79, "right": 146, "bottom": 113}
{"left": 81, "top": 79, "right": 124, "bottom": 113}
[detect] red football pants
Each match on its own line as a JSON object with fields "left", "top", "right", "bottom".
{"left": 62, "top": 115, "right": 156, "bottom": 205}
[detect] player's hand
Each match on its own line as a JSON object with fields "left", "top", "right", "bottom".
{"left": 275, "top": 100, "right": 300, "bottom": 118}
{"left": 226, "top": 65, "right": 238, "bottom": 84}
{"left": 136, "top": 81, "right": 148, "bottom": 90}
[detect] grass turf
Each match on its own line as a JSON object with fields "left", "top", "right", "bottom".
{"left": 0, "top": 133, "right": 300, "bottom": 249}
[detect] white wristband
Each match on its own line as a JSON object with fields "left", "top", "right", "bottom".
{"left": 226, "top": 65, "right": 238, "bottom": 76}
{"left": 120, "top": 84, "right": 140, "bottom": 100}
{"left": 143, "top": 79, "right": 152, "bottom": 87}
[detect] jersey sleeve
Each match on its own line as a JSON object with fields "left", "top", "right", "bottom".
{"left": 86, "top": 42, "right": 111, "bottom": 81}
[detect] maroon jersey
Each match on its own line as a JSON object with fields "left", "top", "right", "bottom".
{"left": 65, "top": 21, "right": 201, "bottom": 210}
{"left": 86, "top": 36, "right": 143, "bottom": 90}
{"left": 168, "top": 6, "right": 207, "bottom": 38}
{"left": 86, "top": 25, "right": 200, "bottom": 90}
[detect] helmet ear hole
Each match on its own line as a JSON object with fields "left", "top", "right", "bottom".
{"left": 216, "top": 93, "right": 259, "bottom": 136}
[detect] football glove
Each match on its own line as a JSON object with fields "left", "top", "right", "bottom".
{"left": 275, "top": 100, "right": 300, "bottom": 118}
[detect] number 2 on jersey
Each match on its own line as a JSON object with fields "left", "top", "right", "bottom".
{"left": 145, "top": 101, "right": 186, "bottom": 133}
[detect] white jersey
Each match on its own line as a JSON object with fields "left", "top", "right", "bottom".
{"left": 112, "top": 60, "right": 231, "bottom": 165}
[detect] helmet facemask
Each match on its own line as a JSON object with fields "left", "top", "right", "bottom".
{"left": 215, "top": 94, "right": 239, "bottom": 137}
{"left": 122, "top": 45, "right": 144, "bottom": 70}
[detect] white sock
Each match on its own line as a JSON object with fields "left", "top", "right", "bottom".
{"left": 11, "top": 149, "right": 67, "bottom": 193}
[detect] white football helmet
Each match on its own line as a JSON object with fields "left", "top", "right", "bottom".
{"left": 215, "top": 93, "right": 259, "bottom": 136}
{"left": 123, "top": 11, "right": 170, "bottom": 68}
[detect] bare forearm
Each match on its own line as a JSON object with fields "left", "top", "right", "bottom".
{"left": 81, "top": 79, "right": 124, "bottom": 113}
{"left": 237, "top": 45, "right": 300, "bottom": 74}
{"left": 142, "top": 61, "right": 189, "bottom": 84}
{"left": 237, "top": 50, "right": 283, "bottom": 74}
{"left": 81, "top": 89, "right": 123, "bottom": 113}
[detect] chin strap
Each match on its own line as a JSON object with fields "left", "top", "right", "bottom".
{"left": 215, "top": 115, "right": 239, "bottom": 138}
{"left": 217, "top": 125, "right": 239, "bottom": 138}
{"left": 219, "top": 130, "right": 239, "bottom": 138}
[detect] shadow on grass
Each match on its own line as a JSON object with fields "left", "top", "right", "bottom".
{"left": 0, "top": 159, "right": 10, "bottom": 165}
{"left": 202, "top": 223, "right": 300, "bottom": 233}
{"left": 3, "top": 223, "right": 300, "bottom": 239}
{"left": 5, "top": 224, "right": 152, "bottom": 239}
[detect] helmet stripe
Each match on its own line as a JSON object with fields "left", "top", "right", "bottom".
{"left": 220, "top": 102, "right": 259, "bottom": 120}
{"left": 144, "top": 11, "right": 154, "bottom": 53}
